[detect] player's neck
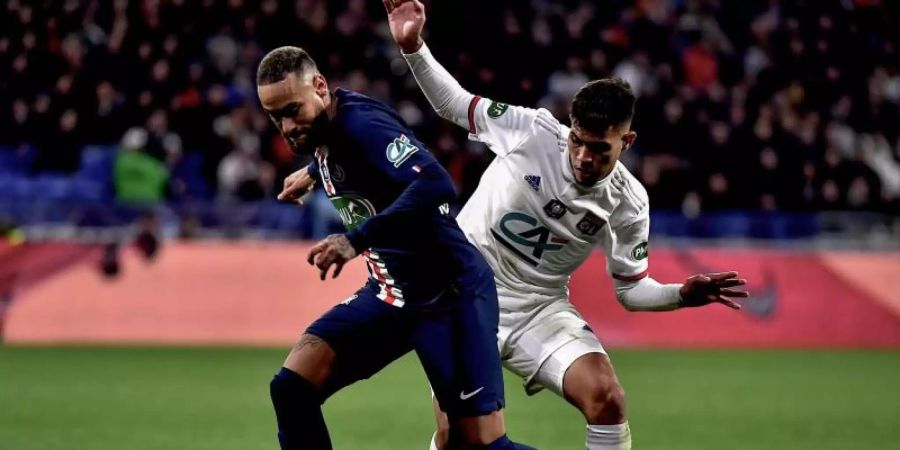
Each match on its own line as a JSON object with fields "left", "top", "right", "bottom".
{"left": 325, "top": 90, "right": 338, "bottom": 121}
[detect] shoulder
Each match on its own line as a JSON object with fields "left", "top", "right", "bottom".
{"left": 333, "top": 89, "right": 435, "bottom": 173}
{"left": 335, "top": 88, "right": 403, "bottom": 130}
{"left": 335, "top": 89, "right": 418, "bottom": 152}
{"left": 503, "top": 107, "right": 565, "bottom": 155}
{"left": 532, "top": 108, "right": 564, "bottom": 140}
{"left": 608, "top": 163, "right": 649, "bottom": 226}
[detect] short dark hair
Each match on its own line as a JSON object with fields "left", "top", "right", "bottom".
{"left": 570, "top": 78, "right": 636, "bottom": 133}
{"left": 256, "top": 46, "right": 319, "bottom": 85}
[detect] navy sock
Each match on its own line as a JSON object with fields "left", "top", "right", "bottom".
{"left": 269, "top": 368, "right": 331, "bottom": 450}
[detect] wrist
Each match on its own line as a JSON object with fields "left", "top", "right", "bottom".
{"left": 344, "top": 229, "right": 368, "bottom": 255}
{"left": 401, "top": 38, "right": 425, "bottom": 54}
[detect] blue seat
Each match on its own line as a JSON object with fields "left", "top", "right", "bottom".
{"left": 0, "top": 145, "right": 36, "bottom": 174}
{"left": 35, "top": 174, "right": 74, "bottom": 200}
{"left": 78, "top": 145, "right": 116, "bottom": 181}
{"left": 0, "top": 174, "right": 36, "bottom": 200}
{"left": 70, "top": 178, "right": 107, "bottom": 202}
{"left": 171, "top": 152, "right": 211, "bottom": 200}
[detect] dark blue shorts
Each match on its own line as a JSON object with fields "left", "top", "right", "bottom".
{"left": 306, "top": 276, "right": 504, "bottom": 418}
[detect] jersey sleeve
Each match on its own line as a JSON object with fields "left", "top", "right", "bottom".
{"left": 307, "top": 157, "right": 320, "bottom": 179}
{"left": 344, "top": 106, "right": 441, "bottom": 182}
{"left": 467, "top": 96, "right": 539, "bottom": 157}
{"left": 341, "top": 107, "right": 457, "bottom": 252}
{"left": 603, "top": 209, "right": 650, "bottom": 282}
{"left": 402, "top": 43, "right": 538, "bottom": 158}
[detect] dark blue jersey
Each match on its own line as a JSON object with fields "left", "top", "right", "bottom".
{"left": 308, "top": 88, "right": 490, "bottom": 309}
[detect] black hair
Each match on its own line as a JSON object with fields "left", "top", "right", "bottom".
{"left": 256, "top": 46, "right": 319, "bottom": 85}
{"left": 570, "top": 78, "right": 636, "bottom": 133}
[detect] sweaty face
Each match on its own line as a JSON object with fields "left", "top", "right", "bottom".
{"left": 566, "top": 120, "right": 636, "bottom": 186}
{"left": 258, "top": 72, "right": 329, "bottom": 155}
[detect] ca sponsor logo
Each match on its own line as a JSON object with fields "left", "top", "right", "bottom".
{"left": 492, "top": 212, "right": 569, "bottom": 266}
{"left": 385, "top": 134, "right": 419, "bottom": 168}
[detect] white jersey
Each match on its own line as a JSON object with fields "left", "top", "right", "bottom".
{"left": 456, "top": 97, "right": 651, "bottom": 301}
{"left": 404, "top": 43, "right": 680, "bottom": 396}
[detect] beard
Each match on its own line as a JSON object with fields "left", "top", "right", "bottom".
{"left": 285, "top": 109, "right": 330, "bottom": 155}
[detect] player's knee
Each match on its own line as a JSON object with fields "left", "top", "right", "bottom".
{"left": 578, "top": 377, "right": 626, "bottom": 424}
{"left": 270, "top": 367, "right": 323, "bottom": 407}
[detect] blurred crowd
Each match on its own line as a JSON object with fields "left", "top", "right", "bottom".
{"left": 1, "top": 0, "right": 898, "bottom": 214}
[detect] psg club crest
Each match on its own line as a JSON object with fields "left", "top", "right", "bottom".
{"left": 332, "top": 164, "right": 345, "bottom": 182}
{"left": 576, "top": 213, "right": 606, "bottom": 236}
{"left": 543, "top": 199, "right": 567, "bottom": 219}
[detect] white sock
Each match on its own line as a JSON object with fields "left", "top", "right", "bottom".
{"left": 586, "top": 422, "right": 631, "bottom": 450}
{"left": 428, "top": 432, "right": 439, "bottom": 450}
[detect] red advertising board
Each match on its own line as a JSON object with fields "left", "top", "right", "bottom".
{"left": 3, "top": 242, "right": 899, "bottom": 347}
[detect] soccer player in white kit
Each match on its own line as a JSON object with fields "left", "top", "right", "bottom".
{"left": 281, "top": 2, "right": 750, "bottom": 448}
{"left": 386, "top": 2, "right": 750, "bottom": 449}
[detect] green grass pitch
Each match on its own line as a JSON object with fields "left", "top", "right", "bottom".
{"left": 1, "top": 347, "right": 899, "bottom": 449}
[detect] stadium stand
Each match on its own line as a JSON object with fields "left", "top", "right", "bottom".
{"left": 1, "top": 0, "right": 897, "bottom": 240}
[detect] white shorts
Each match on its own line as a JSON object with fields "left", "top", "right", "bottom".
{"left": 497, "top": 287, "right": 606, "bottom": 396}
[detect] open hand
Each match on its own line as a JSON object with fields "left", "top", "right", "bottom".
{"left": 383, "top": 0, "right": 426, "bottom": 53}
{"left": 679, "top": 271, "right": 749, "bottom": 309}
{"left": 307, "top": 234, "right": 357, "bottom": 280}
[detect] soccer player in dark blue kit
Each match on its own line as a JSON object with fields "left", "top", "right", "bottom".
{"left": 257, "top": 47, "right": 535, "bottom": 450}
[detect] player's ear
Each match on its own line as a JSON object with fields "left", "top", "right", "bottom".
{"left": 622, "top": 131, "right": 637, "bottom": 151}
{"left": 313, "top": 73, "right": 328, "bottom": 99}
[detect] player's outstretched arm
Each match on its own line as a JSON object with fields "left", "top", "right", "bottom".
{"left": 614, "top": 277, "right": 683, "bottom": 312}
{"left": 385, "top": 0, "right": 539, "bottom": 158}
{"left": 344, "top": 161, "right": 456, "bottom": 254}
{"left": 605, "top": 212, "right": 749, "bottom": 312}
{"left": 614, "top": 271, "right": 749, "bottom": 311}
{"left": 383, "top": 0, "right": 424, "bottom": 54}
{"left": 335, "top": 105, "right": 458, "bottom": 256}
{"left": 384, "top": 0, "right": 471, "bottom": 129}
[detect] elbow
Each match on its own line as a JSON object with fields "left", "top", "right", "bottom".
{"left": 433, "top": 104, "right": 460, "bottom": 124}
{"left": 433, "top": 104, "right": 452, "bottom": 118}
{"left": 433, "top": 94, "right": 473, "bottom": 127}
{"left": 617, "top": 289, "right": 653, "bottom": 312}
{"left": 422, "top": 165, "right": 458, "bottom": 204}
{"left": 439, "top": 176, "right": 457, "bottom": 203}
